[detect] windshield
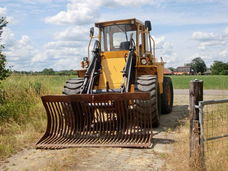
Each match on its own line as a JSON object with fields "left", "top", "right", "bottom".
{"left": 100, "top": 24, "right": 136, "bottom": 51}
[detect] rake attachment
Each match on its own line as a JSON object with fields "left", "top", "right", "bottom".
{"left": 36, "top": 92, "right": 154, "bottom": 149}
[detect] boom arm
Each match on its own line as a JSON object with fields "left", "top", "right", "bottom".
{"left": 80, "top": 40, "right": 101, "bottom": 94}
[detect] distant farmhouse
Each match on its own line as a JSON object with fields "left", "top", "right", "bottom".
{"left": 164, "top": 68, "right": 173, "bottom": 75}
{"left": 173, "top": 66, "right": 194, "bottom": 75}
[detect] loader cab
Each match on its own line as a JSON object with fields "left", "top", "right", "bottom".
{"left": 99, "top": 24, "right": 136, "bottom": 52}
{"left": 95, "top": 18, "right": 155, "bottom": 60}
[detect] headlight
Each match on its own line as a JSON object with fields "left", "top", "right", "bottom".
{"left": 141, "top": 58, "right": 147, "bottom": 65}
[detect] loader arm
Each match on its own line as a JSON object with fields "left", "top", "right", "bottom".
{"left": 80, "top": 40, "right": 101, "bottom": 94}
{"left": 120, "top": 40, "right": 136, "bottom": 93}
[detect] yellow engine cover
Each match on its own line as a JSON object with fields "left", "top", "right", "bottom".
{"left": 98, "top": 51, "right": 128, "bottom": 89}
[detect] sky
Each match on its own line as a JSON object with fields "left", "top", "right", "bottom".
{"left": 0, "top": 0, "right": 228, "bottom": 71}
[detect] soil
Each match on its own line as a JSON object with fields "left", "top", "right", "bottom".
{"left": 0, "top": 90, "right": 227, "bottom": 171}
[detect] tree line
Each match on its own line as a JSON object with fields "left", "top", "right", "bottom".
{"left": 169, "top": 57, "right": 228, "bottom": 75}
{"left": 13, "top": 68, "right": 77, "bottom": 76}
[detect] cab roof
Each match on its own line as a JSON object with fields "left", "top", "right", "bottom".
{"left": 95, "top": 18, "right": 144, "bottom": 27}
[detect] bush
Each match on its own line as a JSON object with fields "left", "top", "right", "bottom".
{"left": 219, "top": 70, "right": 228, "bottom": 75}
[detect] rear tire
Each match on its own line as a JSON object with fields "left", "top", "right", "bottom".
{"left": 161, "top": 77, "right": 174, "bottom": 114}
{"left": 135, "top": 75, "right": 160, "bottom": 128}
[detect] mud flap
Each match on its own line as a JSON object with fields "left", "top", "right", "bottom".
{"left": 36, "top": 93, "right": 154, "bottom": 149}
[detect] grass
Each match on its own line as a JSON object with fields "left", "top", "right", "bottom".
{"left": 170, "top": 75, "right": 228, "bottom": 89}
{"left": 0, "top": 74, "right": 74, "bottom": 160}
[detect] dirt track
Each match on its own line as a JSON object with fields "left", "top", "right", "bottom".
{"left": 0, "top": 90, "right": 227, "bottom": 171}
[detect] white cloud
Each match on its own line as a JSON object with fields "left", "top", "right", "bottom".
{"left": 0, "top": 7, "right": 7, "bottom": 16}
{"left": 223, "top": 27, "right": 228, "bottom": 36}
{"left": 192, "top": 30, "right": 228, "bottom": 50}
{"left": 2, "top": 28, "right": 38, "bottom": 70}
{"left": 45, "top": 0, "right": 161, "bottom": 25}
{"left": 153, "top": 36, "right": 178, "bottom": 66}
{"left": 219, "top": 49, "right": 228, "bottom": 57}
{"left": 192, "top": 32, "right": 217, "bottom": 41}
{"left": 54, "top": 26, "right": 88, "bottom": 41}
{"left": 45, "top": 0, "right": 100, "bottom": 25}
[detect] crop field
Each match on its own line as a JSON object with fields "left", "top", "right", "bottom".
{"left": 170, "top": 75, "right": 228, "bottom": 89}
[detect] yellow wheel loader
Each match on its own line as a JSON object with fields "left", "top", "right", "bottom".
{"left": 36, "top": 18, "right": 174, "bottom": 149}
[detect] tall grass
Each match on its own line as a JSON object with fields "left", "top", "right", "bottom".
{"left": 170, "top": 75, "right": 228, "bottom": 89}
{"left": 0, "top": 74, "right": 74, "bottom": 160}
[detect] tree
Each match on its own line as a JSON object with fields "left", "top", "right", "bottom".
{"left": 0, "top": 17, "right": 9, "bottom": 81}
{"left": 211, "top": 61, "right": 228, "bottom": 75}
{"left": 190, "top": 57, "right": 207, "bottom": 74}
{"left": 168, "top": 67, "right": 175, "bottom": 72}
{"left": 41, "top": 68, "right": 55, "bottom": 75}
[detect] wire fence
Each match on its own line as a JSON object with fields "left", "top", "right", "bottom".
{"left": 189, "top": 80, "right": 228, "bottom": 170}
{"left": 198, "top": 99, "right": 228, "bottom": 169}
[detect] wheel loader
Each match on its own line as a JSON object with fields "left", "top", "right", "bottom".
{"left": 36, "top": 18, "right": 174, "bottom": 149}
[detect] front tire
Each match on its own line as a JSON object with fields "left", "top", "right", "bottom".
{"left": 63, "top": 78, "right": 84, "bottom": 95}
{"left": 135, "top": 75, "right": 160, "bottom": 128}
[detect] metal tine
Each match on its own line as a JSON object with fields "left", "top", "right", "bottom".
{"left": 119, "top": 100, "right": 127, "bottom": 144}
{"left": 81, "top": 101, "right": 94, "bottom": 145}
{"left": 61, "top": 102, "right": 75, "bottom": 146}
{"left": 124, "top": 99, "right": 131, "bottom": 144}
{"left": 85, "top": 102, "right": 96, "bottom": 144}
{"left": 135, "top": 100, "right": 142, "bottom": 144}
{"left": 36, "top": 103, "right": 48, "bottom": 146}
{"left": 37, "top": 101, "right": 53, "bottom": 145}
{"left": 98, "top": 101, "right": 109, "bottom": 145}
{"left": 148, "top": 99, "right": 153, "bottom": 144}
{"left": 86, "top": 102, "right": 95, "bottom": 144}
{"left": 89, "top": 102, "right": 98, "bottom": 144}
{"left": 123, "top": 99, "right": 129, "bottom": 144}
{"left": 76, "top": 101, "right": 88, "bottom": 145}
{"left": 57, "top": 102, "right": 73, "bottom": 146}
{"left": 137, "top": 99, "right": 144, "bottom": 145}
{"left": 71, "top": 102, "right": 84, "bottom": 144}
{"left": 132, "top": 100, "right": 138, "bottom": 144}
{"left": 114, "top": 100, "right": 122, "bottom": 144}
{"left": 81, "top": 101, "right": 92, "bottom": 145}
{"left": 100, "top": 101, "right": 109, "bottom": 144}
{"left": 51, "top": 102, "right": 68, "bottom": 148}
{"left": 145, "top": 99, "right": 151, "bottom": 144}
{"left": 149, "top": 99, "right": 153, "bottom": 142}
{"left": 115, "top": 100, "right": 122, "bottom": 144}
{"left": 145, "top": 100, "right": 151, "bottom": 144}
{"left": 132, "top": 99, "right": 139, "bottom": 144}
{"left": 119, "top": 100, "right": 128, "bottom": 144}
{"left": 42, "top": 102, "right": 58, "bottom": 146}
{"left": 54, "top": 101, "right": 70, "bottom": 148}
{"left": 141, "top": 100, "right": 147, "bottom": 144}
{"left": 110, "top": 101, "right": 116, "bottom": 144}
{"left": 98, "top": 102, "right": 106, "bottom": 144}
{"left": 105, "top": 101, "right": 114, "bottom": 144}
{"left": 96, "top": 102, "right": 105, "bottom": 144}
{"left": 109, "top": 101, "right": 117, "bottom": 144}
{"left": 49, "top": 102, "right": 63, "bottom": 148}
{"left": 56, "top": 102, "right": 64, "bottom": 140}
{"left": 64, "top": 102, "right": 77, "bottom": 146}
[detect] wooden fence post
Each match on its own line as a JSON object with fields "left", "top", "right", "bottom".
{"left": 189, "top": 79, "right": 205, "bottom": 170}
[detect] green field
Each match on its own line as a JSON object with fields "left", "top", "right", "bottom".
{"left": 170, "top": 75, "right": 228, "bottom": 89}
